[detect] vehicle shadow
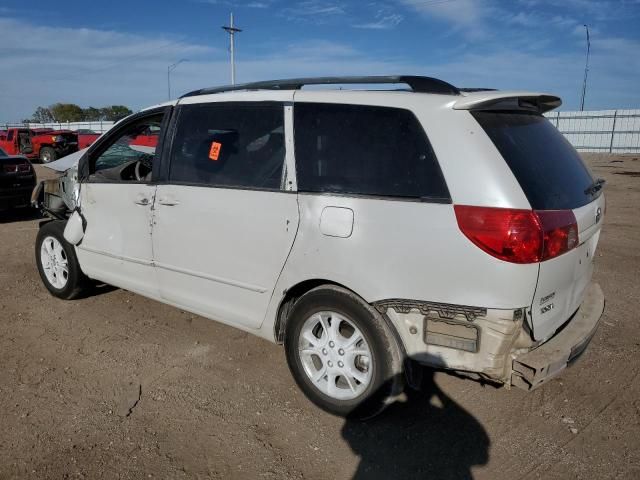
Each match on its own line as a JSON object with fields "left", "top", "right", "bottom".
{"left": 0, "top": 207, "right": 42, "bottom": 224}
{"left": 342, "top": 366, "right": 490, "bottom": 480}
{"left": 73, "top": 282, "right": 119, "bottom": 300}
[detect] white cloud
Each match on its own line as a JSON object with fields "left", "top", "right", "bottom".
{"left": 353, "top": 5, "right": 404, "bottom": 30}
{"left": 550, "top": 15, "right": 579, "bottom": 28}
{"left": 0, "top": 17, "right": 217, "bottom": 121}
{"left": 193, "top": 0, "right": 276, "bottom": 7}
{"left": 398, "top": 0, "right": 488, "bottom": 38}
{"left": 0, "top": 15, "right": 638, "bottom": 121}
{"left": 399, "top": 0, "right": 639, "bottom": 40}
{"left": 281, "top": 0, "right": 347, "bottom": 23}
{"left": 281, "top": 40, "right": 359, "bottom": 58}
{"left": 353, "top": 14, "right": 403, "bottom": 29}
{"left": 506, "top": 11, "right": 540, "bottom": 27}
{"left": 517, "top": 0, "right": 640, "bottom": 21}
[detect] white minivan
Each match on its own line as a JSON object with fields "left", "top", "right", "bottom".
{"left": 33, "top": 76, "right": 605, "bottom": 418}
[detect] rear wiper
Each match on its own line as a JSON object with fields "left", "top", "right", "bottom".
{"left": 584, "top": 178, "right": 605, "bottom": 196}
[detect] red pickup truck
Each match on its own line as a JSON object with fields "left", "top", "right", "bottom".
{"left": 0, "top": 128, "right": 100, "bottom": 163}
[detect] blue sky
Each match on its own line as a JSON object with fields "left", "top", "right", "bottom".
{"left": 1, "top": 0, "right": 639, "bottom": 121}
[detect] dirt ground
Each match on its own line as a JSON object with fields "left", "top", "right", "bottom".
{"left": 0, "top": 154, "right": 639, "bottom": 480}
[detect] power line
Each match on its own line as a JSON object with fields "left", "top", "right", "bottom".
{"left": 49, "top": 40, "right": 187, "bottom": 83}
{"left": 168, "top": 59, "right": 188, "bottom": 100}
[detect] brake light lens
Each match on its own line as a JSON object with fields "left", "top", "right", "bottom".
{"left": 454, "top": 205, "right": 578, "bottom": 264}
{"left": 2, "top": 162, "right": 32, "bottom": 173}
{"left": 536, "top": 210, "right": 579, "bottom": 260}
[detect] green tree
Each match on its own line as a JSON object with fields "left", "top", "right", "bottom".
{"left": 82, "top": 107, "right": 102, "bottom": 121}
{"left": 29, "top": 103, "right": 134, "bottom": 123}
{"left": 49, "top": 103, "right": 85, "bottom": 122}
{"left": 100, "top": 105, "right": 133, "bottom": 121}
{"left": 31, "top": 106, "right": 55, "bottom": 123}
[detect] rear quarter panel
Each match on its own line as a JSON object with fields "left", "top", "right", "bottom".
{"left": 259, "top": 91, "right": 540, "bottom": 339}
{"left": 260, "top": 194, "right": 539, "bottom": 338}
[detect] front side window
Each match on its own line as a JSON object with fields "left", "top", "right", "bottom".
{"left": 169, "top": 102, "right": 285, "bottom": 190}
{"left": 90, "top": 113, "right": 164, "bottom": 182}
{"left": 294, "top": 103, "right": 449, "bottom": 201}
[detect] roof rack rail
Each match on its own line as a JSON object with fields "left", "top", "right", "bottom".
{"left": 459, "top": 88, "right": 498, "bottom": 93}
{"left": 180, "top": 75, "right": 461, "bottom": 98}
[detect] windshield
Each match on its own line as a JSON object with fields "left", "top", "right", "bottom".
{"left": 0, "top": 147, "right": 7, "bottom": 157}
{"left": 473, "top": 111, "right": 596, "bottom": 210}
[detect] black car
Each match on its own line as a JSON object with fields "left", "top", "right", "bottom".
{"left": 0, "top": 147, "right": 37, "bottom": 211}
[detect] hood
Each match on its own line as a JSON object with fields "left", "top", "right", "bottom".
{"left": 44, "top": 147, "right": 88, "bottom": 172}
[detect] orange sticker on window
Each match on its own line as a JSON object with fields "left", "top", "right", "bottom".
{"left": 209, "top": 141, "right": 222, "bottom": 161}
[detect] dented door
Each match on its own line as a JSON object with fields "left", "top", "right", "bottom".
{"left": 77, "top": 183, "right": 159, "bottom": 297}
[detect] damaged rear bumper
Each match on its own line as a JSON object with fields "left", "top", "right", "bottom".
{"left": 511, "top": 282, "right": 604, "bottom": 390}
{"left": 0, "top": 186, "right": 35, "bottom": 210}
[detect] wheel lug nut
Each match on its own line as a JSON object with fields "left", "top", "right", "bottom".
{"left": 338, "top": 361, "right": 344, "bottom": 368}
{"left": 322, "top": 348, "right": 328, "bottom": 355}
{"left": 338, "top": 348, "right": 344, "bottom": 356}
{"left": 327, "top": 361, "right": 333, "bottom": 367}
{"left": 329, "top": 341, "right": 335, "bottom": 348}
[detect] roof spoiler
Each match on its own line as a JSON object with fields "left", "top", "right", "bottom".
{"left": 453, "top": 91, "right": 562, "bottom": 114}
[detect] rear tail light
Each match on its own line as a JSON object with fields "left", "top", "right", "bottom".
{"left": 454, "top": 205, "right": 578, "bottom": 264}
{"left": 3, "top": 162, "right": 32, "bottom": 174}
{"left": 536, "top": 210, "right": 579, "bottom": 260}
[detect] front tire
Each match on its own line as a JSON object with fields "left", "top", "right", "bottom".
{"left": 36, "top": 221, "right": 89, "bottom": 299}
{"left": 39, "top": 146, "right": 57, "bottom": 163}
{"left": 285, "top": 285, "right": 404, "bottom": 419}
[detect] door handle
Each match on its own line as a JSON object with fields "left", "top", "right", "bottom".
{"left": 134, "top": 197, "right": 150, "bottom": 206}
{"left": 158, "top": 197, "right": 179, "bottom": 206}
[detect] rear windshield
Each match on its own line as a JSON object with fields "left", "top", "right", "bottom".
{"left": 472, "top": 111, "right": 596, "bottom": 210}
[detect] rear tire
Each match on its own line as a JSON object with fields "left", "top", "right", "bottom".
{"left": 35, "top": 221, "right": 89, "bottom": 299}
{"left": 285, "top": 285, "right": 404, "bottom": 419}
{"left": 39, "top": 146, "right": 57, "bottom": 164}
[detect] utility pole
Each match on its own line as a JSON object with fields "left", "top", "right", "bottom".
{"left": 222, "top": 12, "right": 242, "bottom": 85}
{"left": 580, "top": 24, "right": 590, "bottom": 111}
{"left": 168, "top": 59, "right": 188, "bottom": 100}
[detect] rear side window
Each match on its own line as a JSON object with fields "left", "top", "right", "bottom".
{"left": 169, "top": 103, "right": 285, "bottom": 190}
{"left": 294, "top": 103, "right": 449, "bottom": 201}
{"left": 472, "top": 112, "right": 596, "bottom": 210}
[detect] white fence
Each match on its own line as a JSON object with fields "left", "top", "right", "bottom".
{"left": 1, "top": 121, "right": 115, "bottom": 134}
{"left": 545, "top": 109, "right": 640, "bottom": 153}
